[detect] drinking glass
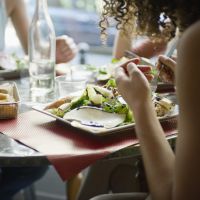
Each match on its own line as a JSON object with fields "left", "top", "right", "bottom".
{"left": 55, "top": 75, "right": 86, "bottom": 98}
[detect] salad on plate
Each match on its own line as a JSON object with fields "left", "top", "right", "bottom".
{"left": 43, "top": 79, "right": 176, "bottom": 130}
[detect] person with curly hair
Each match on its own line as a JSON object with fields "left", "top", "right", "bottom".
{"left": 104, "top": 0, "right": 179, "bottom": 60}
{"left": 90, "top": 0, "right": 200, "bottom": 200}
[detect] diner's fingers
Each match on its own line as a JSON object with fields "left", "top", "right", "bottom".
{"left": 115, "top": 66, "right": 127, "bottom": 78}
{"left": 127, "top": 63, "right": 143, "bottom": 79}
{"left": 61, "top": 44, "right": 77, "bottom": 54}
{"left": 121, "top": 58, "right": 140, "bottom": 73}
{"left": 56, "top": 49, "right": 77, "bottom": 64}
{"left": 171, "top": 55, "right": 177, "bottom": 61}
{"left": 126, "top": 63, "right": 152, "bottom": 84}
{"left": 137, "top": 65, "right": 152, "bottom": 73}
{"left": 145, "top": 74, "right": 154, "bottom": 82}
{"left": 159, "top": 69, "right": 174, "bottom": 84}
{"left": 156, "top": 55, "right": 176, "bottom": 84}
{"left": 64, "top": 52, "right": 76, "bottom": 62}
{"left": 115, "top": 66, "right": 129, "bottom": 83}
{"left": 157, "top": 55, "right": 176, "bottom": 71}
{"left": 56, "top": 35, "right": 74, "bottom": 45}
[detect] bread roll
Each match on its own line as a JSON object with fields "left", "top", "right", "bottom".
{"left": 44, "top": 97, "right": 72, "bottom": 110}
{"left": 0, "top": 93, "right": 9, "bottom": 101}
{"left": 0, "top": 88, "right": 8, "bottom": 94}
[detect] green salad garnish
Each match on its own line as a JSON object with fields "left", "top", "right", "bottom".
{"left": 50, "top": 79, "right": 134, "bottom": 124}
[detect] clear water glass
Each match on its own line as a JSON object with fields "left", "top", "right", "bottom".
{"left": 55, "top": 75, "right": 87, "bottom": 98}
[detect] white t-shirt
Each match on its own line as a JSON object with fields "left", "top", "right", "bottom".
{"left": 0, "top": 0, "right": 7, "bottom": 51}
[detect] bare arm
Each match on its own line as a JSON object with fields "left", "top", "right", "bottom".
{"left": 7, "top": 0, "right": 29, "bottom": 54}
{"left": 131, "top": 39, "right": 167, "bottom": 58}
{"left": 134, "top": 102, "right": 175, "bottom": 200}
{"left": 173, "top": 21, "right": 200, "bottom": 200}
{"left": 115, "top": 21, "right": 200, "bottom": 200}
{"left": 115, "top": 62, "right": 175, "bottom": 200}
{"left": 113, "top": 30, "right": 132, "bottom": 59}
{"left": 113, "top": 30, "right": 167, "bottom": 59}
{"left": 6, "top": 0, "right": 77, "bottom": 63}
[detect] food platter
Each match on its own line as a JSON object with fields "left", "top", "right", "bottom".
{"left": 33, "top": 103, "right": 178, "bottom": 136}
{"left": 0, "top": 53, "right": 29, "bottom": 79}
{"left": 33, "top": 81, "right": 178, "bottom": 136}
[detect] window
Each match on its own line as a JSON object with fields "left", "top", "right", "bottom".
{"left": 27, "top": 0, "right": 115, "bottom": 48}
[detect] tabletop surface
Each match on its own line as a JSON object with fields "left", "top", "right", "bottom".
{"left": 0, "top": 77, "right": 51, "bottom": 166}
{"left": 0, "top": 54, "right": 178, "bottom": 167}
{"left": 0, "top": 53, "right": 114, "bottom": 166}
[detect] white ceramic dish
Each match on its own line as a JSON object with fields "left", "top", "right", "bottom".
{"left": 33, "top": 104, "right": 178, "bottom": 136}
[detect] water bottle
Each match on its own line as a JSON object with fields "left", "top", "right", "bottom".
{"left": 29, "top": 0, "right": 56, "bottom": 97}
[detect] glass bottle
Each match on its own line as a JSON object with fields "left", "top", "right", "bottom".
{"left": 29, "top": 0, "right": 56, "bottom": 97}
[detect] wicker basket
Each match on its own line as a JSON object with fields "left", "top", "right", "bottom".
{"left": 0, "top": 82, "right": 20, "bottom": 119}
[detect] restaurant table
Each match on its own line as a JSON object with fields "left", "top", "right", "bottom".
{"left": 0, "top": 76, "right": 178, "bottom": 200}
{"left": 0, "top": 77, "right": 177, "bottom": 167}
{"left": 0, "top": 77, "right": 51, "bottom": 167}
{"left": 0, "top": 76, "right": 145, "bottom": 172}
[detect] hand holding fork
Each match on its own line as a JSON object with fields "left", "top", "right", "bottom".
{"left": 123, "top": 38, "right": 178, "bottom": 93}
{"left": 151, "top": 39, "right": 178, "bottom": 93}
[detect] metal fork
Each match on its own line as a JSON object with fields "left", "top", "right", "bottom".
{"left": 124, "top": 50, "right": 140, "bottom": 59}
{"left": 124, "top": 39, "right": 178, "bottom": 92}
{"left": 151, "top": 39, "right": 178, "bottom": 93}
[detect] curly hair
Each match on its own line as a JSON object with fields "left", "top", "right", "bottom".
{"left": 99, "top": 0, "right": 200, "bottom": 43}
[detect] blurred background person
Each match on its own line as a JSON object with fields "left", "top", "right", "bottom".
{"left": 1, "top": 0, "right": 77, "bottom": 64}
{"left": 0, "top": 0, "right": 77, "bottom": 199}
{"left": 113, "top": 30, "right": 168, "bottom": 60}
{"left": 91, "top": 0, "right": 200, "bottom": 199}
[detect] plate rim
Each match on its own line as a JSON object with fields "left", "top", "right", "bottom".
{"left": 32, "top": 104, "right": 178, "bottom": 136}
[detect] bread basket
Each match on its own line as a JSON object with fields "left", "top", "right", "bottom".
{"left": 0, "top": 82, "right": 20, "bottom": 119}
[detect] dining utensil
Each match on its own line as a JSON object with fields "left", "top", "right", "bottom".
{"left": 124, "top": 50, "right": 140, "bottom": 59}
{"left": 124, "top": 50, "right": 156, "bottom": 68}
{"left": 151, "top": 39, "right": 178, "bottom": 93}
{"left": 124, "top": 39, "right": 178, "bottom": 92}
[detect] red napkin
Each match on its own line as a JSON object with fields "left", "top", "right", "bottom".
{"left": 0, "top": 110, "right": 177, "bottom": 181}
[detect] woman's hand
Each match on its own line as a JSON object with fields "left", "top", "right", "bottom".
{"left": 156, "top": 55, "right": 177, "bottom": 84}
{"left": 119, "top": 58, "right": 154, "bottom": 81}
{"left": 56, "top": 35, "right": 78, "bottom": 64}
{"left": 115, "top": 59, "right": 152, "bottom": 111}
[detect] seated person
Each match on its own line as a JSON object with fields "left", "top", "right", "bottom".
{"left": 1, "top": 0, "right": 77, "bottom": 63}
{"left": 0, "top": 0, "right": 77, "bottom": 199}
{"left": 0, "top": 166, "right": 47, "bottom": 200}
{"left": 91, "top": 0, "right": 200, "bottom": 199}
{"left": 113, "top": 30, "right": 168, "bottom": 60}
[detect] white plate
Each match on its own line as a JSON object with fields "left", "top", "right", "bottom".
{"left": 33, "top": 104, "right": 178, "bottom": 136}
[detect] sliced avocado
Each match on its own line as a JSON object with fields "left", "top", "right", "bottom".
{"left": 87, "top": 85, "right": 103, "bottom": 105}
{"left": 93, "top": 85, "right": 113, "bottom": 98}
